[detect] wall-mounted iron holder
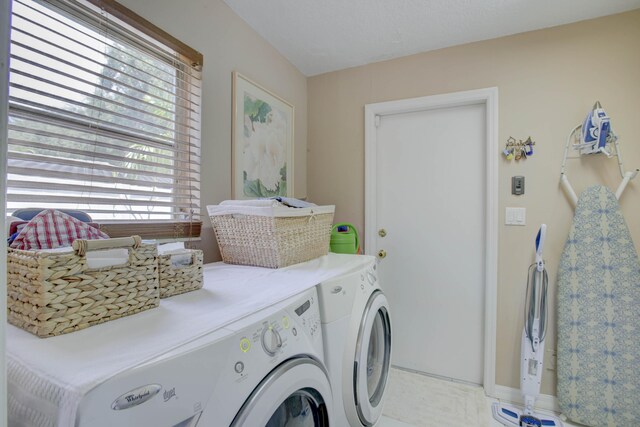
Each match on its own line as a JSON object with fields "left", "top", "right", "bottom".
{"left": 560, "top": 124, "right": 639, "bottom": 208}
{"left": 503, "top": 136, "right": 535, "bottom": 161}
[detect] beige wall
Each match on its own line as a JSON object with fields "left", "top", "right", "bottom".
{"left": 119, "top": 0, "right": 308, "bottom": 263}
{"left": 111, "top": 2, "right": 640, "bottom": 395}
{"left": 308, "top": 10, "right": 640, "bottom": 394}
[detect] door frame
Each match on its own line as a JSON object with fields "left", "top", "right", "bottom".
{"left": 364, "top": 87, "right": 498, "bottom": 396}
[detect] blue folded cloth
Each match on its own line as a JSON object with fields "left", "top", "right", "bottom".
{"left": 7, "top": 231, "right": 19, "bottom": 245}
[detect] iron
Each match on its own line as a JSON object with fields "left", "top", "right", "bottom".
{"left": 575, "top": 101, "right": 616, "bottom": 156}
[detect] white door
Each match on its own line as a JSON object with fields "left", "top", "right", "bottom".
{"left": 373, "top": 103, "right": 486, "bottom": 384}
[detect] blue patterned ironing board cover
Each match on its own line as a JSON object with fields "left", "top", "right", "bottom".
{"left": 557, "top": 185, "right": 640, "bottom": 426}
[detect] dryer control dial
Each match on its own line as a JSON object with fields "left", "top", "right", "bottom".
{"left": 261, "top": 326, "right": 282, "bottom": 356}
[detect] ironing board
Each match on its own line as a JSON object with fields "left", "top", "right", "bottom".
{"left": 557, "top": 185, "right": 640, "bottom": 426}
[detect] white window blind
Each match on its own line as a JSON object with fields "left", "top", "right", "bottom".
{"left": 7, "top": 0, "right": 202, "bottom": 226}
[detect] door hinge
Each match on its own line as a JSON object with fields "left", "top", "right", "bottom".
{"left": 375, "top": 115, "right": 381, "bottom": 127}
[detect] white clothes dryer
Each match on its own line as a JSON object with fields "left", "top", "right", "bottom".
{"left": 75, "top": 287, "right": 332, "bottom": 427}
{"left": 317, "top": 255, "right": 392, "bottom": 427}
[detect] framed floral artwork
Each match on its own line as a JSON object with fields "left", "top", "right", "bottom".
{"left": 232, "top": 72, "right": 294, "bottom": 199}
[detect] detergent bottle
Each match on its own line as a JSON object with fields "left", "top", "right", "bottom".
{"left": 330, "top": 223, "right": 360, "bottom": 254}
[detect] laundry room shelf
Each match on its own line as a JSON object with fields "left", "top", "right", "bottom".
{"left": 6, "top": 253, "right": 368, "bottom": 427}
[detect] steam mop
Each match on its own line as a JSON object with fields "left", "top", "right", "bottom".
{"left": 492, "top": 225, "right": 563, "bottom": 427}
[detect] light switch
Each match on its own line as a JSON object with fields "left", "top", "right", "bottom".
{"left": 505, "top": 207, "right": 526, "bottom": 226}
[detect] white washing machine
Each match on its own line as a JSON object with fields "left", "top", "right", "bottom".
{"left": 75, "top": 287, "right": 333, "bottom": 426}
{"left": 317, "top": 255, "right": 392, "bottom": 426}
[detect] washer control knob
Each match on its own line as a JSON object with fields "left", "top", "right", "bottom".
{"left": 234, "top": 361, "right": 244, "bottom": 373}
{"left": 261, "top": 326, "right": 282, "bottom": 356}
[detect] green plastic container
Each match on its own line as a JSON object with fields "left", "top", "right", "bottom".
{"left": 330, "top": 223, "right": 360, "bottom": 254}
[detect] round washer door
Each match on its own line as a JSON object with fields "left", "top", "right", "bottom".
{"left": 354, "top": 290, "right": 392, "bottom": 426}
{"left": 230, "top": 357, "right": 332, "bottom": 427}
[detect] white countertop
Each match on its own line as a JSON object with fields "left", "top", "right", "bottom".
{"left": 7, "top": 253, "right": 375, "bottom": 427}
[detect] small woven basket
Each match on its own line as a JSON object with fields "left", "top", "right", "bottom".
{"left": 7, "top": 236, "right": 159, "bottom": 338}
{"left": 209, "top": 205, "right": 334, "bottom": 268}
{"left": 158, "top": 249, "right": 204, "bottom": 298}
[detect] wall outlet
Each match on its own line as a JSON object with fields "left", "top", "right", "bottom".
{"left": 546, "top": 349, "right": 557, "bottom": 371}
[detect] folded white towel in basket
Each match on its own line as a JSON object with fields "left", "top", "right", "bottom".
{"left": 219, "top": 199, "right": 278, "bottom": 207}
{"left": 212, "top": 199, "right": 280, "bottom": 216}
{"left": 218, "top": 198, "right": 317, "bottom": 209}
{"left": 208, "top": 201, "right": 333, "bottom": 218}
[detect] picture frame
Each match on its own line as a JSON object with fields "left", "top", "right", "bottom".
{"left": 232, "top": 71, "right": 294, "bottom": 199}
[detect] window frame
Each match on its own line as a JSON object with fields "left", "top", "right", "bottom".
{"left": 7, "top": 0, "right": 203, "bottom": 239}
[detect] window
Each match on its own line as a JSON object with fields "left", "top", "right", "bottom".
{"left": 7, "top": 0, "right": 202, "bottom": 238}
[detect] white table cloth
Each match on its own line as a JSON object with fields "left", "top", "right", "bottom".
{"left": 7, "top": 253, "right": 374, "bottom": 427}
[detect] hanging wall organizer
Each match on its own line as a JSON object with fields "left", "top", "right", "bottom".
{"left": 503, "top": 136, "right": 535, "bottom": 161}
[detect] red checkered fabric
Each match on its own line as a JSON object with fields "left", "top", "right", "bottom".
{"left": 10, "top": 209, "right": 109, "bottom": 250}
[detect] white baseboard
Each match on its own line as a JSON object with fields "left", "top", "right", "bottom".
{"left": 490, "top": 385, "right": 561, "bottom": 414}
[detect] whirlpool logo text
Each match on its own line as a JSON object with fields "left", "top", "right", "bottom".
{"left": 164, "top": 387, "right": 176, "bottom": 402}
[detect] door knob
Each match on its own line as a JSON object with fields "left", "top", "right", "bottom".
{"left": 378, "top": 229, "right": 387, "bottom": 237}
{"left": 378, "top": 250, "right": 387, "bottom": 259}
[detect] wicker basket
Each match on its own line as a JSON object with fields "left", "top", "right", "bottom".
{"left": 208, "top": 204, "right": 334, "bottom": 268}
{"left": 158, "top": 249, "right": 204, "bottom": 298}
{"left": 7, "top": 236, "right": 159, "bottom": 338}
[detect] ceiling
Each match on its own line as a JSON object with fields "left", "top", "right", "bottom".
{"left": 222, "top": 0, "right": 640, "bottom": 76}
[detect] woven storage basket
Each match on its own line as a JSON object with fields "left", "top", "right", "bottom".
{"left": 158, "top": 249, "right": 203, "bottom": 298}
{"left": 208, "top": 204, "right": 334, "bottom": 268}
{"left": 7, "top": 236, "right": 159, "bottom": 338}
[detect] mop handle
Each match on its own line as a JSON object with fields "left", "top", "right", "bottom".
{"left": 535, "top": 224, "right": 546, "bottom": 272}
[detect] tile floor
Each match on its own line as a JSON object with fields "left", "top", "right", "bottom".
{"left": 379, "top": 367, "right": 581, "bottom": 427}
{"left": 379, "top": 416, "right": 414, "bottom": 427}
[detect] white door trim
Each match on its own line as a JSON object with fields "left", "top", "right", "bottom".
{"left": 1, "top": 0, "right": 11, "bottom": 425}
{"left": 364, "top": 87, "right": 499, "bottom": 396}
